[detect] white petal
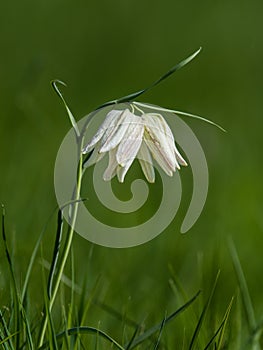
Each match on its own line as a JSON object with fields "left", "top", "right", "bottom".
{"left": 83, "top": 143, "right": 105, "bottom": 168}
{"left": 82, "top": 109, "right": 123, "bottom": 154}
{"left": 99, "top": 109, "right": 134, "bottom": 153}
{"left": 174, "top": 145, "right": 188, "bottom": 166}
{"left": 103, "top": 148, "right": 118, "bottom": 181}
{"left": 137, "top": 141, "right": 155, "bottom": 183}
{"left": 116, "top": 114, "right": 144, "bottom": 166}
{"left": 116, "top": 160, "right": 134, "bottom": 183}
{"left": 143, "top": 114, "right": 177, "bottom": 173}
{"left": 144, "top": 130, "right": 173, "bottom": 176}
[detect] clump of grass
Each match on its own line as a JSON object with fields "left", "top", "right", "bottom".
{"left": 1, "top": 202, "right": 262, "bottom": 348}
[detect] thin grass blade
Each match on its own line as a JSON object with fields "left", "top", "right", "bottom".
{"left": 38, "top": 327, "right": 125, "bottom": 350}
{"left": 216, "top": 296, "right": 234, "bottom": 349}
{"left": 126, "top": 290, "right": 200, "bottom": 349}
{"left": 153, "top": 312, "right": 167, "bottom": 350}
{"left": 229, "top": 239, "right": 261, "bottom": 350}
{"left": 0, "top": 309, "right": 15, "bottom": 350}
{"left": 125, "top": 326, "right": 140, "bottom": 350}
{"left": 41, "top": 248, "right": 59, "bottom": 350}
{"left": 228, "top": 239, "right": 256, "bottom": 331}
{"left": 203, "top": 296, "right": 234, "bottom": 350}
{"left": 1, "top": 205, "right": 20, "bottom": 348}
{"left": 188, "top": 270, "right": 220, "bottom": 350}
{"left": 47, "top": 209, "right": 64, "bottom": 299}
{"left": 22, "top": 205, "right": 59, "bottom": 302}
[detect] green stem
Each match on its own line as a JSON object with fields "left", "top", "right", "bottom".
{"left": 38, "top": 139, "right": 84, "bottom": 347}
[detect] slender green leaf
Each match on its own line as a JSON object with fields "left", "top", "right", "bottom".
{"left": 188, "top": 270, "right": 220, "bottom": 350}
{"left": 41, "top": 249, "right": 59, "bottom": 350}
{"left": 217, "top": 296, "right": 234, "bottom": 349}
{"left": 0, "top": 332, "right": 19, "bottom": 347}
{"left": 51, "top": 80, "right": 80, "bottom": 137}
{"left": 229, "top": 239, "right": 261, "bottom": 350}
{"left": 126, "top": 290, "right": 200, "bottom": 349}
{"left": 153, "top": 312, "right": 167, "bottom": 350}
{"left": 229, "top": 239, "right": 256, "bottom": 331}
{"left": 20, "top": 305, "right": 34, "bottom": 350}
{"left": 1, "top": 205, "right": 20, "bottom": 348}
{"left": 22, "top": 205, "right": 59, "bottom": 303}
{"left": 125, "top": 327, "right": 140, "bottom": 350}
{"left": 0, "top": 309, "right": 15, "bottom": 350}
{"left": 96, "top": 48, "right": 202, "bottom": 109}
{"left": 38, "top": 327, "right": 125, "bottom": 350}
{"left": 133, "top": 102, "right": 226, "bottom": 132}
{"left": 203, "top": 296, "right": 234, "bottom": 350}
{"left": 48, "top": 210, "right": 64, "bottom": 299}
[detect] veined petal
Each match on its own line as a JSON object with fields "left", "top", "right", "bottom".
{"left": 137, "top": 141, "right": 155, "bottom": 183}
{"left": 99, "top": 109, "right": 134, "bottom": 153}
{"left": 174, "top": 145, "right": 188, "bottom": 166}
{"left": 143, "top": 114, "right": 177, "bottom": 172}
{"left": 116, "top": 159, "right": 134, "bottom": 183}
{"left": 144, "top": 129, "right": 174, "bottom": 176}
{"left": 116, "top": 115, "right": 144, "bottom": 166}
{"left": 82, "top": 109, "right": 123, "bottom": 154}
{"left": 103, "top": 148, "right": 118, "bottom": 181}
{"left": 83, "top": 143, "right": 105, "bottom": 168}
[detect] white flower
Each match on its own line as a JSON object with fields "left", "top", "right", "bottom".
{"left": 82, "top": 107, "right": 187, "bottom": 183}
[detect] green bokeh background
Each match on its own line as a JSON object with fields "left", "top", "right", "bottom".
{"left": 0, "top": 0, "right": 262, "bottom": 343}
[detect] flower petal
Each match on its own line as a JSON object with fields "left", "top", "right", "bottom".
{"left": 144, "top": 130, "right": 173, "bottom": 176}
{"left": 99, "top": 109, "right": 134, "bottom": 153}
{"left": 83, "top": 143, "right": 106, "bottom": 168}
{"left": 82, "top": 109, "right": 123, "bottom": 154}
{"left": 116, "top": 160, "right": 134, "bottom": 183}
{"left": 137, "top": 141, "right": 155, "bottom": 183}
{"left": 116, "top": 114, "right": 144, "bottom": 167}
{"left": 143, "top": 114, "right": 177, "bottom": 174}
{"left": 103, "top": 148, "right": 118, "bottom": 181}
{"left": 174, "top": 145, "right": 188, "bottom": 166}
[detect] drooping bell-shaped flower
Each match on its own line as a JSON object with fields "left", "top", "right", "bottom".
{"left": 82, "top": 107, "right": 187, "bottom": 183}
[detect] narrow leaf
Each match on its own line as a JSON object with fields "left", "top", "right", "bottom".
{"left": 51, "top": 80, "right": 80, "bottom": 137}
{"left": 1, "top": 205, "right": 20, "bottom": 348}
{"left": 229, "top": 239, "right": 256, "bottom": 331}
{"left": 47, "top": 210, "right": 64, "bottom": 299}
{"left": 133, "top": 102, "right": 226, "bottom": 132}
{"left": 96, "top": 48, "right": 202, "bottom": 109}
{"left": 38, "top": 327, "right": 125, "bottom": 350}
{"left": 126, "top": 290, "right": 200, "bottom": 349}
{"left": 203, "top": 296, "right": 234, "bottom": 350}
{"left": 188, "top": 270, "right": 220, "bottom": 350}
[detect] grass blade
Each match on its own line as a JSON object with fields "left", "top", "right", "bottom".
{"left": 38, "top": 327, "right": 125, "bottom": 350}
{"left": 125, "top": 326, "right": 140, "bottom": 350}
{"left": 229, "top": 239, "right": 256, "bottom": 331}
{"left": 216, "top": 296, "right": 234, "bottom": 349}
{"left": 1, "top": 205, "right": 20, "bottom": 348}
{"left": 47, "top": 210, "right": 64, "bottom": 299}
{"left": 203, "top": 296, "right": 234, "bottom": 350}
{"left": 188, "top": 270, "right": 220, "bottom": 350}
{"left": 0, "top": 309, "right": 15, "bottom": 350}
{"left": 153, "top": 312, "right": 167, "bottom": 350}
{"left": 126, "top": 290, "right": 200, "bottom": 349}
{"left": 0, "top": 332, "right": 19, "bottom": 347}
{"left": 22, "top": 205, "right": 59, "bottom": 303}
{"left": 229, "top": 239, "right": 261, "bottom": 349}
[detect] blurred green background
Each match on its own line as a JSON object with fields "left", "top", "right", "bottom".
{"left": 0, "top": 0, "right": 263, "bottom": 346}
